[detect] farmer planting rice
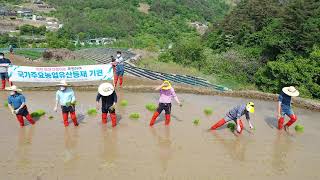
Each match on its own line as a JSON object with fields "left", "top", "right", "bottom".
{"left": 277, "top": 86, "right": 300, "bottom": 132}
{"left": 54, "top": 80, "right": 79, "bottom": 127}
{"left": 113, "top": 51, "right": 125, "bottom": 88}
{"left": 6, "top": 85, "right": 35, "bottom": 127}
{"left": 96, "top": 83, "right": 118, "bottom": 127}
{"left": 210, "top": 102, "right": 255, "bottom": 134}
{"left": 0, "top": 52, "right": 13, "bottom": 90}
{"left": 149, "top": 80, "right": 182, "bottom": 126}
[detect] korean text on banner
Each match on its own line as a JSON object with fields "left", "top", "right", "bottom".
{"left": 8, "top": 64, "right": 114, "bottom": 82}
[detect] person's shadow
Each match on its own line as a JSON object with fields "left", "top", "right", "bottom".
{"left": 150, "top": 127, "right": 172, "bottom": 172}
{"left": 211, "top": 131, "right": 249, "bottom": 161}
{"left": 99, "top": 126, "right": 119, "bottom": 168}
{"left": 64, "top": 127, "right": 79, "bottom": 163}
{"left": 17, "top": 126, "right": 35, "bottom": 168}
{"left": 264, "top": 116, "right": 278, "bottom": 129}
{"left": 271, "top": 131, "right": 292, "bottom": 175}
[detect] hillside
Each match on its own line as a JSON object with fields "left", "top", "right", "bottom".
{"left": 1, "top": 0, "right": 319, "bottom": 100}
{"left": 45, "top": 0, "right": 230, "bottom": 48}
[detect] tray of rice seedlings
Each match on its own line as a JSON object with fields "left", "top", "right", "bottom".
{"left": 204, "top": 108, "right": 213, "bottom": 116}
{"left": 4, "top": 102, "right": 8, "bottom": 107}
{"left": 227, "top": 123, "right": 235, "bottom": 131}
{"left": 129, "top": 113, "right": 140, "bottom": 120}
{"left": 87, "top": 108, "right": 98, "bottom": 116}
{"left": 146, "top": 103, "right": 157, "bottom": 112}
{"left": 193, "top": 119, "right": 201, "bottom": 126}
{"left": 120, "top": 100, "right": 128, "bottom": 107}
{"left": 31, "top": 109, "right": 46, "bottom": 118}
{"left": 295, "top": 124, "right": 304, "bottom": 132}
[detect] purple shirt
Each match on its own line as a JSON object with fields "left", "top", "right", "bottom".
{"left": 159, "top": 88, "right": 177, "bottom": 104}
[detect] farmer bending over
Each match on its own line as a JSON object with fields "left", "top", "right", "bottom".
{"left": 210, "top": 102, "right": 255, "bottom": 134}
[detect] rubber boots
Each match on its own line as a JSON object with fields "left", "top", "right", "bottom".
{"left": 210, "top": 119, "right": 227, "bottom": 130}
{"left": 110, "top": 113, "right": 117, "bottom": 127}
{"left": 150, "top": 112, "right": 160, "bottom": 126}
{"left": 165, "top": 114, "right": 171, "bottom": 126}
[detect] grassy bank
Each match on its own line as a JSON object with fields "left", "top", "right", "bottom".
{"left": 15, "top": 50, "right": 43, "bottom": 60}
{"left": 136, "top": 57, "right": 256, "bottom": 90}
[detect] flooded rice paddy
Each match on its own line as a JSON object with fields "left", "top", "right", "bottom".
{"left": 0, "top": 91, "right": 319, "bottom": 180}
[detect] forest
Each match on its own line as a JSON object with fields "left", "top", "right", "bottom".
{"left": 1, "top": 0, "right": 319, "bottom": 99}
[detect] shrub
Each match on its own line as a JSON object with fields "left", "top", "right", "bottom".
{"left": 254, "top": 57, "right": 320, "bottom": 99}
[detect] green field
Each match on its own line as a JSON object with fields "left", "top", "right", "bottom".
{"left": 15, "top": 50, "right": 43, "bottom": 60}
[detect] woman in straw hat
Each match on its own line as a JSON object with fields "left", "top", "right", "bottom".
{"left": 6, "top": 85, "right": 35, "bottom": 127}
{"left": 277, "top": 86, "right": 299, "bottom": 131}
{"left": 96, "top": 83, "right": 118, "bottom": 127}
{"left": 54, "top": 80, "right": 79, "bottom": 127}
{"left": 210, "top": 102, "right": 255, "bottom": 134}
{"left": 149, "top": 80, "right": 182, "bottom": 126}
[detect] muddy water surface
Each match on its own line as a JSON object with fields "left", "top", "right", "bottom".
{"left": 0, "top": 91, "right": 319, "bottom": 180}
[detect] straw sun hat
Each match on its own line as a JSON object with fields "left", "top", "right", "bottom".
{"left": 98, "top": 83, "right": 114, "bottom": 96}
{"left": 5, "top": 85, "right": 22, "bottom": 92}
{"left": 56, "top": 80, "right": 71, "bottom": 87}
{"left": 282, "top": 86, "right": 299, "bottom": 97}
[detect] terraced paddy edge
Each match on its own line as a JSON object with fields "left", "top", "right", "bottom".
{"left": 12, "top": 79, "right": 320, "bottom": 112}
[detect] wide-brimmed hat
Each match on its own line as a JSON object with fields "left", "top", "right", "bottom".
{"left": 5, "top": 85, "right": 22, "bottom": 92}
{"left": 162, "top": 80, "right": 172, "bottom": 90}
{"left": 282, "top": 86, "right": 299, "bottom": 97}
{"left": 98, "top": 83, "right": 114, "bottom": 96}
{"left": 56, "top": 80, "right": 71, "bottom": 87}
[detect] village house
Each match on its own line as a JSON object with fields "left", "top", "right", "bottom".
{"left": 0, "top": 6, "right": 17, "bottom": 17}
{"left": 17, "top": 8, "right": 33, "bottom": 19}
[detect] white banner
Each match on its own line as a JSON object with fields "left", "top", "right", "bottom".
{"left": 8, "top": 64, "right": 114, "bottom": 82}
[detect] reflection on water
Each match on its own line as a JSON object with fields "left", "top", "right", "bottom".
{"left": 64, "top": 127, "right": 79, "bottom": 163}
{"left": 100, "top": 126, "right": 119, "bottom": 169}
{"left": 212, "top": 132, "right": 249, "bottom": 161}
{"left": 150, "top": 127, "right": 172, "bottom": 172}
{"left": 272, "top": 131, "right": 292, "bottom": 175}
{"left": 17, "top": 126, "right": 35, "bottom": 169}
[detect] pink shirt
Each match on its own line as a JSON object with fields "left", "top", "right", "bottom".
{"left": 159, "top": 88, "right": 177, "bottom": 104}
